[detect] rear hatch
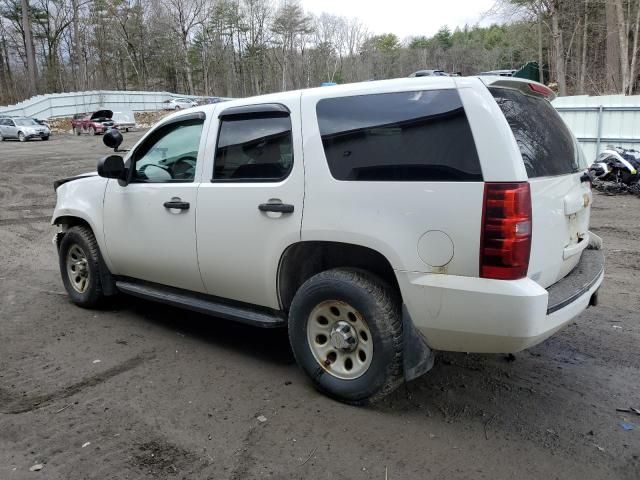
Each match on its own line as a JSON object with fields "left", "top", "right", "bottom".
{"left": 489, "top": 83, "right": 591, "bottom": 288}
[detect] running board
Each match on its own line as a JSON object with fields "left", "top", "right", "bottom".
{"left": 115, "top": 280, "right": 286, "bottom": 328}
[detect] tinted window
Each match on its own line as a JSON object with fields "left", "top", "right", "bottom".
{"left": 214, "top": 116, "right": 293, "bottom": 182}
{"left": 132, "top": 119, "right": 203, "bottom": 183}
{"left": 316, "top": 90, "right": 481, "bottom": 181}
{"left": 490, "top": 87, "right": 581, "bottom": 177}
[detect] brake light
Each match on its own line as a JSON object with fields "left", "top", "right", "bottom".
{"left": 528, "top": 82, "right": 554, "bottom": 98}
{"left": 480, "top": 182, "right": 532, "bottom": 280}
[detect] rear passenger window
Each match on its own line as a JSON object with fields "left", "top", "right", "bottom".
{"left": 214, "top": 116, "right": 293, "bottom": 182}
{"left": 490, "top": 87, "right": 581, "bottom": 178}
{"left": 316, "top": 90, "right": 482, "bottom": 181}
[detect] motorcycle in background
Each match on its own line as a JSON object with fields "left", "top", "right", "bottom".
{"left": 589, "top": 146, "right": 640, "bottom": 194}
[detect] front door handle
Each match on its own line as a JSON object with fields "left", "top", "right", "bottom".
{"left": 164, "top": 200, "right": 190, "bottom": 210}
{"left": 258, "top": 202, "right": 294, "bottom": 213}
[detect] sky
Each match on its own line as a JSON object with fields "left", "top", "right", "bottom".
{"left": 301, "top": 0, "right": 498, "bottom": 39}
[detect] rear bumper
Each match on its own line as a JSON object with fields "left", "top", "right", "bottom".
{"left": 397, "top": 249, "right": 605, "bottom": 353}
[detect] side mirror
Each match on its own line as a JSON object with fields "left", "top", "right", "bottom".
{"left": 97, "top": 155, "right": 126, "bottom": 180}
{"left": 103, "top": 128, "right": 123, "bottom": 151}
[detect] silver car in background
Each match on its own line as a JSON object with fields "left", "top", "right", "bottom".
{"left": 0, "top": 117, "right": 50, "bottom": 142}
{"left": 162, "top": 98, "right": 198, "bottom": 110}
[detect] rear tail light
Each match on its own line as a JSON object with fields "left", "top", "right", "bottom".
{"left": 480, "top": 182, "right": 532, "bottom": 280}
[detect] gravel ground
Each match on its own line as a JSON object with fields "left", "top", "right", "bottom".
{"left": 1, "top": 132, "right": 639, "bottom": 479}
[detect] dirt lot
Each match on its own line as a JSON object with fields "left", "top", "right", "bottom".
{"left": 0, "top": 132, "right": 639, "bottom": 479}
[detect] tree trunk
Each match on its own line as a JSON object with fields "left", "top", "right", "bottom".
{"left": 606, "top": 0, "right": 622, "bottom": 92}
{"left": 21, "top": 0, "right": 38, "bottom": 95}
{"left": 628, "top": 0, "right": 640, "bottom": 94}
{"left": 538, "top": 12, "right": 544, "bottom": 84}
{"left": 71, "top": 0, "right": 85, "bottom": 90}
{"left": 182, "top": 35, "right": 194, "bottom": 94}
{"left": 551, "top": 1, "right": 567, "bottom": 96}
{"left": 578, "top": 0, "right": 588, "bottom": 94}
{"left": 614, "top": 0, "right": 630, "bottom": 94}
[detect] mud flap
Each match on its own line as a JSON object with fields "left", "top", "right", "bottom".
{"left": 402, "top": 304, "right": 435, "bottom": 381}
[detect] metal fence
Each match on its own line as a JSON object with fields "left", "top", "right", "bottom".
{"left": 0, "top": 90, "right": 208, "bottom": 119}
{"left": 553, "top": 94, "right": 640, "bottom": 160}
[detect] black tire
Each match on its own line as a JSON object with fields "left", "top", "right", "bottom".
{"left": 288, "top": 268, "right": 403, "bottom": 405}
{"left": 42, "top": 136, "right": 49, "bottom": 141}
{"left": 0, "top": 132, "right": 4, "bottom": 141}
{"left": 18, "top": 131, "right": 26, "bottom": 142}
{"left": 89, "top": 126, "right": 96, "bottom": 135}
{"left": 74, "top": 127, "right": 81, "bottom": 136}
{"left": 58, "top": 226, "right": 107, "bottom": 308}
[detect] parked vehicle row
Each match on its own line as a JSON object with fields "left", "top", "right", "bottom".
{"left": 0, "top": 116, "right": 50, "bottom": 141}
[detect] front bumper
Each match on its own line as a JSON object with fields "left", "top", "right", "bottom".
{"left": 26, "top": 131, "right": 49, "bottom": 139}
{"left": 397, "top": 249, "right": 605, "bottom": 353}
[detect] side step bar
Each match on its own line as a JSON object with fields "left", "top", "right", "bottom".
{"left": 115, "top": 280, "right": 286, "bottom": 329}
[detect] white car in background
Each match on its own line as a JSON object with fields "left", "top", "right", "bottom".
{"left": 162, "top": 98, "right": 198, "bottom": 110}
{"left": 52, "top": 76, "right": 604, "bottom": 404}
{"left": 112, "top": 110, "right": 138, "bottom": 132}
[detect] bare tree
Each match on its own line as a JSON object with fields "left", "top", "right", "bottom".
{"left": 161, "top": 0, "right": 205, "bottom": 94}
{"left": 20, "top": 0, "right": 36, "bottom": 93}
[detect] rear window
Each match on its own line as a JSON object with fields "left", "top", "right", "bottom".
{"left": 490, "top": 87, "right": 580, "bottom": 178}
{"left": 316, "top": 90, "right": 482, "bottom": 181}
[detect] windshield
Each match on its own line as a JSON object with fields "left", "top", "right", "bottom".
{"left": 15, "top": 118, "right": 38, "bottom": 126}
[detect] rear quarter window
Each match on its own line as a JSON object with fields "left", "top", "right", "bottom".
{"left": 316, "top": 89, "right": 482, "bottom": 181}
{"left": 490, "top": 87, "right": 581, "bottom": 178}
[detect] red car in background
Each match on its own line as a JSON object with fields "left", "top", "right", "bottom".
{"left": 71, "top": 110, "right": 115, "bottom": 135}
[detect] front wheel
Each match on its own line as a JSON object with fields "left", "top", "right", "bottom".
{"left": 18, "top": 132, "right": 26, "bottom": 142}
{"left": 89, "top": 126, "right": 96, "bottom": 135}
{"left": 42, "top": 136, "right": 49, "bottom": 141}
{"left": 288, "top": 268, "right": 403, "bottom": 405}
{"left": 58, "top": 226, "right": 106, "bottom": 307}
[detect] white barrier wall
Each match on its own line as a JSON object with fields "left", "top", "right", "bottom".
{"left": 2, "top": 90, "right": 639, "bottom": 162}
{"left": 0, "top": 90, "right": 207, "bottom": 119}
{"left": 553, "top": 94, "right": 640, "bottom": 160}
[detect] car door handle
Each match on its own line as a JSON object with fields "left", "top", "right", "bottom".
{"left": 164, "top": 200, "right": 190, "bottom": 210}
{"left": 258, "top": 203, "right": 294, "bottom": 213}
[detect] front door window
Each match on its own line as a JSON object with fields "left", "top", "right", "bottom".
{"left": 132, "top": 119, "right": 204, "bottom": 183}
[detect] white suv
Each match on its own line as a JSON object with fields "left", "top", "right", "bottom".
{"left": 52, "top": 76, "right": 604, "bottom": 404}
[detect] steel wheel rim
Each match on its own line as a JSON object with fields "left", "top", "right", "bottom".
{"left": 66, "top": 244, "right": 90, "bottom": 293}
{"left": 306, "top": 300, "right": 373, "bottom": 380}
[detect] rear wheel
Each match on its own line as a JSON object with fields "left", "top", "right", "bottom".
{"left": 58, "top": 226, "right": 107, "bottom": 307}
{"left": 0, "top": 131, "right": 4, "bottom": 141}
{"left": 18, "top": 131, "right": 26, "bottom": 142}
{"left": 42, "top": 136, "right": 49, "bottom": 141}
{"left": 288, "top": 268, "right": 403, "bottom": 405}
